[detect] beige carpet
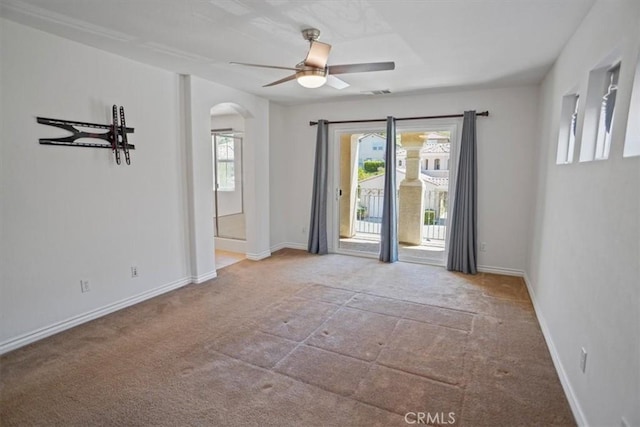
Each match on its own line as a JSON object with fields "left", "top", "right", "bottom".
{"left": 0, "top": 249, "right": 574, "bottom": 426}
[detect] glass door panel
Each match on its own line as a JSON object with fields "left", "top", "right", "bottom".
{"left": 335, "top": 129, "right": 453, "bottom": 264}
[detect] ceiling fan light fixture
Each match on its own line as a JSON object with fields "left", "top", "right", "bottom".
{"left": 296, "top": 69, "right": 328, "bottom": 88}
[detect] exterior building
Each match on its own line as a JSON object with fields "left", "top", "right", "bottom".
{"left": 396, "top": 132, "right": 451, "bottom": 174}
{"left": 357, "top": 133, "right": 386, "bottom": 166}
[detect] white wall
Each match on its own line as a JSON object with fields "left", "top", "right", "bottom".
{"left": 270, "top": 85, "right": 539, "bottom": 272}
{"left": 527, "top": 1, "right": 640, "bottom": 425}
{"left": 0, "top": 19, "right": 190, "bottom": 350}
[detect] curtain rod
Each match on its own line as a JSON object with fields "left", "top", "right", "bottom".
{"left": 309, "top": 111, "right": 489, "bottom": 126}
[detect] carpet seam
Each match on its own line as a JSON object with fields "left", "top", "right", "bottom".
{"left": 206, "top": 342, "right": 412, "bottom": 419}
{"left": 270, "top": 293, "right": 360, "bottom": 372}
{"left": 292, "top": 285, "right": 475, "bottom": 332}
{"left": 295, "top": 282, "right": 480, "bottom": 316}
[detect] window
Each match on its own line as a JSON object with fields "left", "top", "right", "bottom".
{"left": 424, "top": 159, "right": 429, "bottom": 170}
{"left": 434, "top": 158, "right": 440, "bottom": 170}
{"left": 594, "top": 64, "right": 619, "bottom": 159}
{"left": 556, "top": 93, "right": 580, "bottom": 164}
{"left": 624, "top": 54, "right": 640, "bottom": 157}
{"left": 215, "top": 136, "right": 235, "bottom": 191}
{"left": 580, "top": 60, "right": 621, "bottom": 162}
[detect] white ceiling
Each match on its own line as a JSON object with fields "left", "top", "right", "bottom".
{"left": 0, "top": 0, "right": 596, "bottom": 105}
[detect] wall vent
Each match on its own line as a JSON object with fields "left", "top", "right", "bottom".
{"left": 363, "top": 89, "right": 391, "bottom": 95}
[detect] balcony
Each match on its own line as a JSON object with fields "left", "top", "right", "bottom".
{"left": 339, "top": 187, "right": 447, "bottom": 259}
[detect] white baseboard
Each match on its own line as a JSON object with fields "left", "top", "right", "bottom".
{"left": 269, "top": 242, "right": 288, "bottom": 252}
{"left": 246, "top": 249, "right": 271, "bottom": 261}
{"left": 271, "top": 242, "right": 307, "bottom": 252}
{"left": 0, "top": 276, "right": 192, "bottom": 355}
{"left": 523, "top": 273, "right": 587, "bottom": 426}
{"left": 192, "top": 270, "right": 217, "bottom": 284}
{"left": 477, "top": 265, "right": 525, "bottom": 277}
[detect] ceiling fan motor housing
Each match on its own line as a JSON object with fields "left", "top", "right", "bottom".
{"left": 301, "top": 28, "right": 321, "bottom": 42}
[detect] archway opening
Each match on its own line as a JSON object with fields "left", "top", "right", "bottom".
{"left": 210, "top": 103, "right": 251, "bottom": 267}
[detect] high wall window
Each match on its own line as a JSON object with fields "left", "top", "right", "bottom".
{"left": 580, "top": 61, "right": 621, "bottom": 162}
{"left": 556, "top": 93, "right": 580, "bottom": 164}
{"left": 594, "top": 65, "right": 620, "bottom": 160}
{"left": 624, "top": 54, "right": 640, "bottom": 158}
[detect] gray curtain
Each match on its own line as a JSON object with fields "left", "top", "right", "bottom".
{"left": 379, "top": 117, "right": 398, "bottom": 263}
{"left": 308, "top": 120, "right": 329, "bottom": 254}
{"left": 447, "top": 111, "right": 477, "bottom": 274}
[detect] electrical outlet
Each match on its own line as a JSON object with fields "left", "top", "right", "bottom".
{"left": 580, "top": 347, "right": 587, "bottom": 373}
{"left": 80, "top": 280, "right": 90, "bottom": 293}
{"left": 480, "top": 242, "right": 487, "bottom": 252}
{"left": 131, "top": 266, "right": 139, "bottom": 278}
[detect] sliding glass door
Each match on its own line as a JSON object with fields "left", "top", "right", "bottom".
{"left": 336, "top": 131, "right": 388, "bottom": 256}
{"left": 334, "top": 125, "right": 457, "bottom": 264}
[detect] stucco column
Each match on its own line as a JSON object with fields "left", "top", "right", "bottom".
{"left": 339, "top": 134, "right": 359, "bottom": 237}
{"left": 398, "top": 133, "right": 425, "bottom": 245}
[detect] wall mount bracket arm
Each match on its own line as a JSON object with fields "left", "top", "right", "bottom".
{"left": 37, "top": 109, "right": 135, "bottom": 164}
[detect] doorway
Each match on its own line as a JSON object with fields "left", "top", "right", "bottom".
{"left": 210, "top": 105, "right": 248, "bottom": 267}
{"left": 333, "top": 124, "right": 457, "bottom": 265}
{"left": 212, "top": 130, "right": 245, "bottom": 240}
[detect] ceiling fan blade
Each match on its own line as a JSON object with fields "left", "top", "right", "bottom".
{"left": 326, "top": 75, "right": 350, "bottom": 90}
{"left": 263, "top": 73, "right": 297, "bottom": 87}
{"left": 304, "top": 41, "right": 331, "bottom": 69}
{"left": 329, "top": 61, "right": 395, "bottom": 75}
{"left": 230, "top": 62, "right": 299, "bottom": 71}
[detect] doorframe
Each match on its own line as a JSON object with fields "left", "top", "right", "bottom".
{"left": 328, "top": 119, "right": 461, "bottom": 266}
{"left": 329, "top": 123, "right": 385, "bottom": 258}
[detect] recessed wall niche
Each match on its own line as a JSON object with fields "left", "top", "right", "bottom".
{"left": 579, "top": 59, "right": 621, "bottom": 162}
{"left": 623, "top": 52, "right": 640, "bottom": 158}
{"left": 556, "top": 93, "right": 580, "bottom": 164}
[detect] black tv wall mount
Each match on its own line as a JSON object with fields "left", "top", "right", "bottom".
{"left": 37, "top": 105, "right": 135, "bottom": 165}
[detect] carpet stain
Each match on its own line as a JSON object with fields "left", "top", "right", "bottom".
{"left": 180, "top": 367, "right": 195, "bottom": 376}
{"left": 496, "top": 368, "right": 511, "bottom": 377}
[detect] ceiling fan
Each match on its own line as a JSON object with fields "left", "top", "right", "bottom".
{"left": 231, "top": 28, "right": 395, "bottom": 89}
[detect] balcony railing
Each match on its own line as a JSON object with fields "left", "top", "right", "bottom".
{"left": 355, "top": 188, "right": 447, "bottom": 243}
